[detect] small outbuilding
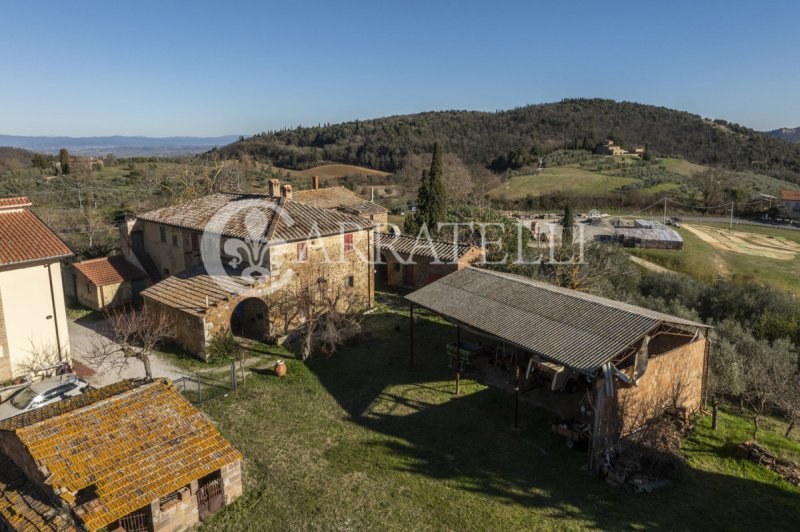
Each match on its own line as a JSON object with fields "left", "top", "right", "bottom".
{"left": 614, "top": 219, "right": 683, "bottom": 250}
{"left": 73, "top": 255, "right": 148, "bottom": 310}
{"left": 406, "top": 267, "right": 710, "bottom": 462}
{"left": 375, "top": 233, "right": 483, "bottom": 289}
{"left": 0, "top": 378, "right": 243, "bottom": 532}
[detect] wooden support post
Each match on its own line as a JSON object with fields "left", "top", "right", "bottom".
{"left": 409, "top": 303, "right": 415, "bottom": 368}
{"left": 514, "top": 364, "right": 520, "bottom": 430}
{"left": 455, "top": 325, "right": 461, "bottom": 396}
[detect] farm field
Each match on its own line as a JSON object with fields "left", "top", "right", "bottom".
{"left": 628, "top": 223, "right": 800, "bottom": 294}
{"left": 487, "top": 166, "right": 637, "bottom": 200}
{"left": 199, "top": 295, "right": 800, "bottom": 531}
{"left": 272, "top": 163, "right": 390, "bottom": 180}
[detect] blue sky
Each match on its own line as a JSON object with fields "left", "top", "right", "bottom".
{"left": 1, "top": 0, "right": 798, "bottom": 136}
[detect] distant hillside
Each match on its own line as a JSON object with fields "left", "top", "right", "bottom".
{"left": 0, "top": 147, "right": 36, "bottom": 173}
{"left": 0, "top": 134, "right": 240, "bottom": 157}
{"left": 766, "top": 127, "right": 800, "bottom": 143}
{"left": 219, "top": 99, "right": 800, "bottom": 184}
{"left": 273, "top": 163, "right": 390, "bottom": 180}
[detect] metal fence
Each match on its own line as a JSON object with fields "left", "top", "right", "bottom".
{"left": 173, "top": 372, "right": 233, "bottom": 404}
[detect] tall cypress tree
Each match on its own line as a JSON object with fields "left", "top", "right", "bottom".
{"left": 404, "top": 169, "right": 429, "bottom": 234}
{"left": 426, "top": 142, "right": 447, "bottom": 230}
{"left": 59, "top": 148, "right": 70, "bottom": 174}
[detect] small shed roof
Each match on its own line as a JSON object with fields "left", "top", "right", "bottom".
{"left": 140, "top": 265, "right": 249, "bottom": 317}
{"left": 0, "top": 379, "right": 241, "bottom": 532}
{"left": 405, "top": 268, "right": 707, "bottom": 374}
{"left": 781, "top": 190, "right": 800, "bottom": 201}
{"left": 73, "top": 256, "right": 147, "bottom": 287}
{"left": 376, "top": 233, "right": 479, "bottom": 262}
{"left": 0, "top": 454, "right": 76, "bottom": 531}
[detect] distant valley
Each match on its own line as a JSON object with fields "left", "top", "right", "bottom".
{"left": 0, "top": 134, "right": 240, "bottom": 156}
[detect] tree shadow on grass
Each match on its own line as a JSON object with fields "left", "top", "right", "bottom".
{"left": 309, "top": 309, "right": 800, "bottom": 530}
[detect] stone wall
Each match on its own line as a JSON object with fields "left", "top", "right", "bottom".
{"left": 150, "top": 484, "right": 199, "bottom": 532}
{"left": 221, "top": 460, "right": 243, "bottom": 503}
{"left": 159, "top": 230, "right": 374, "bottom": 358}
{"left": 383, "top": 247, "right": 482, "bottom": 289}
{"left": 593, "top": 336, "right": 708, "bottom": 450}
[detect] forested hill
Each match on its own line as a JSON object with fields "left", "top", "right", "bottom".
{"left": 767, "top": 127, "right": 800, "bottom": 143}
{"left": 218, "top": 99, "right": 800, "bottom": 184}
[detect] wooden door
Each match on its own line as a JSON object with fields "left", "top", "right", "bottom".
{"left": 197, "top": 477, "right": 224, "bottom": 520}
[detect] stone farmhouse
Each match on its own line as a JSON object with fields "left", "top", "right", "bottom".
{"left": 0, "top": 197, "right": 72, "bottom": 383}
{"left": 780, "top": 189, "right": 800, "bottom": 219}
{"left": 0, "top": 378, "right": 242, "bottom": 532}
{"left": 120, "top": 192, "right": 377, "bottom": 356}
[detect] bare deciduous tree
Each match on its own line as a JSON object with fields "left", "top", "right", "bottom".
{"left": 83, "top": 306, "right": 175, "bottom": 380}
{"left": 270, "top": 264, "right": 367, "bottom": 360}
{"left": 742, "top": 338, "right": 796, "bottom": 441}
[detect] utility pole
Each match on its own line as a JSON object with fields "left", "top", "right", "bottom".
{"left": 663, "top": 197, "right": 668, "bottom": 224}
{"left": 729, "top": 201, "right": 734, "bottom": 230}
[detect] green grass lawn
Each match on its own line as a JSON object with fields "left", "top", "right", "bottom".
{"left": 198, "top": 299, "right": 800, "bottom": 531}
{"left": 488, "top": 166, "right": 637, "bottom": 200}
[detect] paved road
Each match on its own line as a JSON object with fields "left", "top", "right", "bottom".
{"left": 67, "top": 318, "right": 184, "bottom": 387}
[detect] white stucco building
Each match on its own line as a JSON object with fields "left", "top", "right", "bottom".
{"left": 0, "top": 197, "right": 72, "bottom": 382}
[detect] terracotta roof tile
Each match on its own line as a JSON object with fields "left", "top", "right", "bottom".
{"left": 0, "top": 205, "right": 72, "bottom": 267}
{"left": 136, "top": 193, "right": 376, "bottom": 243}
{"left": 5, "top": 379, "right": 241, "bottom": 532}
{"left": 74, "top": 256, "right": 147, "bottom": 287}
{"left": 140, "top": 265, "right": 248, "bottom": 317}
{"left": 0, "top": 196, "right": 33, "bottom": 210}
{"left": 292, "top": 187, "right": 388, "bottom": 214}
{"left": 376, "top": 233, "right": 480, "bottom": 262}
{"left": 781, "top": 190, "right": 800, "bottom": 201}
{"left": 0, "top": 454, "right": 76, "bottom": 531}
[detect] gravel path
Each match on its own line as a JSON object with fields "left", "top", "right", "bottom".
{"left": 67, "top": 318, "right": 185, "bottom": 387}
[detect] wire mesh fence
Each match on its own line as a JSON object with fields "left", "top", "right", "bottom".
{"left": 173, "top": 372, "right": 233, "bottom": 404}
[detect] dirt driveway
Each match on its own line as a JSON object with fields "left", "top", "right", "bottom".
{"left": 68, "top": 318, "right": 185, "bottom": 387}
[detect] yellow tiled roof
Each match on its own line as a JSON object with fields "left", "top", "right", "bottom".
{"left": 10, "top": 379, "right": 242, "bottom": 532}
{"left": 0, "top": 454, "right": 76, "bottom": 532}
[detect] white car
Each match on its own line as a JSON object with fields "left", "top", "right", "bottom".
{"left": 0, "top": 375, "right": 90, "bottom": 422}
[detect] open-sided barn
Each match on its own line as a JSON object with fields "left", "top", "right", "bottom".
{"left": 406, "top": 267, "right": 709, "bottom": 461}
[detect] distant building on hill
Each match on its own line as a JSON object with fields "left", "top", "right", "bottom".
{"left": 595, "top": 139, "right": 627, "bottom": 156}
{"left": 779, "top": 190, "right": 800, "bottom": 219}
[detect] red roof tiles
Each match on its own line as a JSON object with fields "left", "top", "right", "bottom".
{"left": 74, "top": 256, "right": 146, "bottom": 287}
{"left": 781, "top": 190, "right": 800, "bottom": 201}
{"left": 0, "top": 196, "right": 33, "bottom": 210}
{"left": 0, "top": 206, "right": 72, "bottom": 267}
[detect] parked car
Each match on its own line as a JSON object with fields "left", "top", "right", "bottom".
{"left": 0, "top": 375, "right": 89, "bottom": 422}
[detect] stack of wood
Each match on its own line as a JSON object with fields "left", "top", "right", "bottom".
{"left": 736, "top": 441, "right": 800, "bottom": 486}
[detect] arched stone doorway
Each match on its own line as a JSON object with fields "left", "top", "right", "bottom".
{"left": 230, "top": 298, "right": 269, "bottom": 340}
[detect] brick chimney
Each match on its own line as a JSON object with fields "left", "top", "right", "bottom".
{"left": 268, "top": 179, "right": 280, "bottom": 197}
{"left": 312, "top": 175, "right": 319, "bottom": 191}
{"left": 281, "top": 184, "right": 293, "bottom": 200}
